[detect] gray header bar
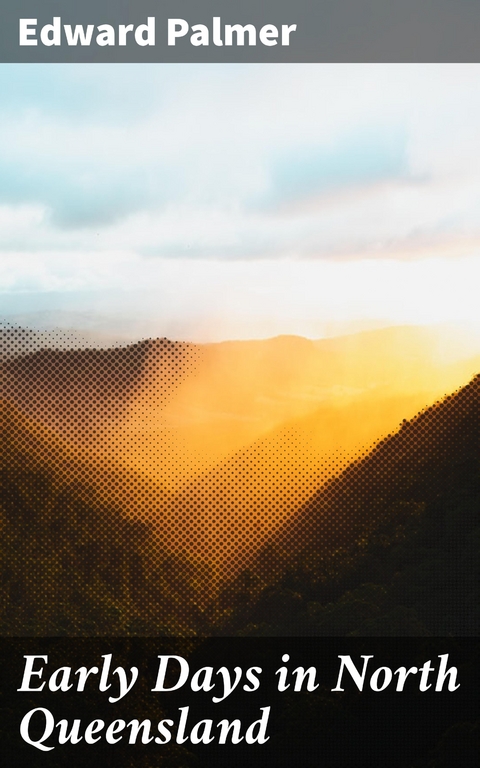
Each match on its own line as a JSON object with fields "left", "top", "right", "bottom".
{"left": 1, "top": 0, "right": 480, "bottom": 63}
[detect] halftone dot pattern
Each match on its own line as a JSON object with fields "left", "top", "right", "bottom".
{"left": 256, "top": 374, "right": 479, "bottom": 566}
{"left": 1, "top": 319, "right": 478, "bottom": 635}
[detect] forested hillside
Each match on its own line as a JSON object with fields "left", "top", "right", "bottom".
{"left": 0, "top": 399, "right": 208, "bottom": 635}
{"left": 215, "top": 375, "right": 480, "bottom": 636}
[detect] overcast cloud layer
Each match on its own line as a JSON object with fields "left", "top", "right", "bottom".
{"left": 1, "top": 64, "right": 480, "bottom": 340}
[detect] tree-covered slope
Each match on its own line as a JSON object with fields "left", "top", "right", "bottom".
{"left": 216, "top": 375, "right": 480, "bottom": 636}
{"left": 0, "top": 398, "right": 207, "bottom": 635}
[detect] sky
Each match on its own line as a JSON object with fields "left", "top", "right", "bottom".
{"left": 1, "top": 63, "right": 480, "bottom": 341}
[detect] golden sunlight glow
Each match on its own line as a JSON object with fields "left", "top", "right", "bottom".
{"left": 72, "top": 324, "right": 480, "bottom": 568}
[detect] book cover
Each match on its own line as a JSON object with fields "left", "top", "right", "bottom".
{"left": 0, "top": 2, "right": 478, "bottom": 765}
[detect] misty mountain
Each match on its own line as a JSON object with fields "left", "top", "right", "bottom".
{"left": 1, "top": 325, "right": 479, "bottom": 635}
{"left": 3, "top": 325, "right": 479, "bottom": 572}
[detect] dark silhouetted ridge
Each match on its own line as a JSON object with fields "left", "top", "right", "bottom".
{"left": 216, "top": 374, "right": 480, "bottom": 636}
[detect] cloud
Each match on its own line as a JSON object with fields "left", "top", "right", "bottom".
{"left": 267, "top": 129, "right": 407, "bottom": 205}
{"left": 0, "top": 63, "right": 480, "bottom": 263}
